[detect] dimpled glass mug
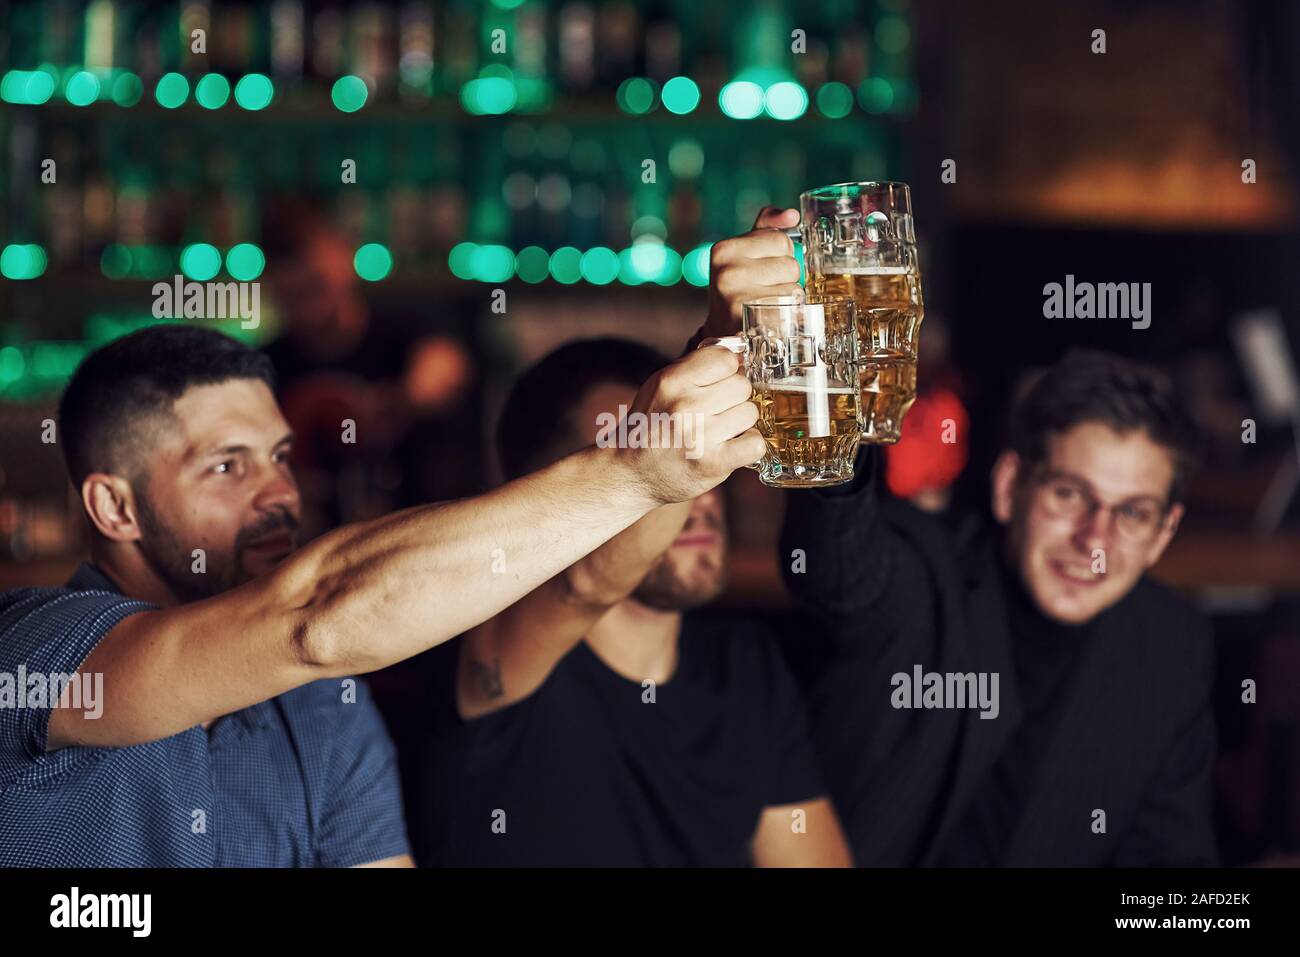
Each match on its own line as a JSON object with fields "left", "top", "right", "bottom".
{"left": 789, "top": 181, "right": 924, "bottom": 444}
{"left": 701, "top": 293, "right": 862, "bottom": 488}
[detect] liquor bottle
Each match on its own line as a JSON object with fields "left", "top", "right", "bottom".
{"left": 397, "top": 1, "right": 434, "bottom": 101}
{"left": 271, "top": 0, "right": 306, "bottom": 80}
{"left": 557, "top": 3, "right": 595, "bottom": 94}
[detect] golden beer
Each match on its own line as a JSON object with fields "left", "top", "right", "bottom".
{"left": 812, "top": 266, "right": 924, "bottom": 444}
{"left": 798, "top": 180, "right": 923, "bottom": 443}
{"left": 751, "top": 382, "right": 861, "bottom": 487}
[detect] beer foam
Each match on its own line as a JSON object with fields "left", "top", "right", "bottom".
{"left": 753, "top": 381, "right": 857, "bottom": 394}
{"left": 821, "top": 264, "right": 912, "bottom": 275}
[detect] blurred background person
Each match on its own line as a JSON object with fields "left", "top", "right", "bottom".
{"left": 260, "top": 196, "right": 483, "bottom": 539}
{"left": 778, "top": 350, "right": 1215, "bottom": 866}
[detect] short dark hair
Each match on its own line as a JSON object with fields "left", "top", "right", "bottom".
{"left": 496, "top": 337, "right": 670, "bottom": 480}
{"left": 58, "top": 324, "right": 277, "bottom": 487}
{"left": 1005, "top": 349, "right": 1203, "bottom": 504}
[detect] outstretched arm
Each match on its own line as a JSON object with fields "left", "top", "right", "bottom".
{"left": 49, "top": 347, "right": 764, "bottom": 750}
{"left": 457, "top": 500, "right": 690, "bottom": 719}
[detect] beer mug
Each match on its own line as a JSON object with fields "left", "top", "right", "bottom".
{"left": 789, "top": 181, "right": 924, "bottom": 444}
{"left": 703, "top": 294, "right": 861, "bottom": 488}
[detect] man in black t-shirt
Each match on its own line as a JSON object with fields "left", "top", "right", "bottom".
{"left": 415, "top": 338, "right": 851, "bottom": 867}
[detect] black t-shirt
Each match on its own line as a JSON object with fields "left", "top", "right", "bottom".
{"left": 415, "top": 612, "right": 825, "bottom": 867}
{"left": 935, "top": 561, "right": 1096, "bottom": 866}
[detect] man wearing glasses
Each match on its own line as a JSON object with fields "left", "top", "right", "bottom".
{"left": 773, "top": 348, "right": 1216, "bottom": 865}
{"left": 698, "top": 213, "right": 1214, "bottom": 866}
{"left": 704, "top": 216, "right": 1219, "bottom": 865}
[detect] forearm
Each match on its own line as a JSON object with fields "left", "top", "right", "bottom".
{"left": 564, "top": 501, "right": 690, "bottom": 604}
{"left": 290, "top": 445, "right": 658, "bottom": 675}
{"left": 352, "top": 854, "right": 415, "bottom": 868}
{"left": 458, "top": 501, "right": 691, "bottom": 718}
{"left": 751, "top": 799, "right": 854, "bottom": 867}
{"left": 55, "top": 446, "right": 657, "bottom": 749}
{"left": 779, "top": 447, "right": 892, "bottom": 624}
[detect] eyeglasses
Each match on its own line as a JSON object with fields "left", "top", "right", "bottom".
{"left": 1030, "top": 468, "right": 1170, "bottom": 543}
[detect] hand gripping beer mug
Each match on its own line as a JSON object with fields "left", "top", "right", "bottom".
{"left": 705, "top": 294, "right": 862, "bottom": 488}
{"left": 793, "top": 181, "right": 924, "bottom": 444}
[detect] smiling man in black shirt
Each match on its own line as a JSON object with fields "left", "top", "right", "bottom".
{"left": 416, "top": 338, "right": 851, "bottom": 867}
{"left": 700, "top": 210, "right": 1218, "bottom": 867}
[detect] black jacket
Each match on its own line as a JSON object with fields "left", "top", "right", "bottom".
{"left": 779, "top": 450, "right": 1218, "bottom": 866}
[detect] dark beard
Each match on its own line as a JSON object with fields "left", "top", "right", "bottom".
{"left": 133, "top": 493, "right": 233, "bottom": 603}
{"left": 133, "top": 495, "right": 298, "bottom": 603}
{"left": 631, "top": 557, "right": 726, "bottom": 611}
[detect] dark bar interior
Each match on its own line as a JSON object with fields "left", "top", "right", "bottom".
{"left": 0, "top": 0, "right": 1297, "bottom": 890}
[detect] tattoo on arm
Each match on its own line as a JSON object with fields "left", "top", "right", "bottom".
{"left": 470, "top": 656, "right": 504, "bottom": 699}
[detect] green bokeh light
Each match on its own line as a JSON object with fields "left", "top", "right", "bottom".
{"left": 458, "top": 81, "right": 480, "bottom": 114}
{"left": 448, "top": 242, "right": 478, "bottom": 280}
{"left": 619, "top": 244, "right": 682, "bottom": 285}
{"left": 549, "top": 247, "right": 582, "bottom": 284}
{"left": 0, "top": 346, "right": 25, "bottom": 383}
{"left": 27, "top": 70, "right": 56, "bottom": 104}
{"left": 661, "top": 76, "right": 700, "bottom": 115}
{"left": 100, "top": 244, "right": 132, "bottom": 279}
{"left": 815, "top": 81, "right": 854, "bottom": 119}
{"left": 0, "top": 245, "right": 47, "bottom": 279}
{"left": 764, "top": 81, "right": 808, "bottom": 120}
{"left": 180, "top": 243, "right": 221, "bottom": 281}
{"left": 354, "top": 243, "right": 393, "bottom": 281}
{"left": 470, "top": 245, "right": 515, "bottom": 282}
{"left": 616, "top": 77, "right": 656, "bottom": 115}
{"left": 234, "top": 73, "right": 274, "bottom": 110}
{"left": 515, "top": 246, "right": 550, "bottom": 284}
{"left": 110, "top": 72, "right": 143, "bottom": 106}
{"left": 858, "top": 77, "right": 894, "bottom": 114}
{"left": 580, "top": 247, "right": 619, "bottom": 285}
{"left": 719, "top": 81, "right": 764, "bottom": 119}
{"left": 1, "top": 70, "right": 56, "bottom": 105}
{"left": 195, "top": 73, "right": 230, "bottom": 109}
{"left": 652, "top": 246, "right": 682, "bottom": 285}
{"left": 331, "top": 75, "right": 369, "bottom": 113}
{"left": 461, "top": 77, "right": 517, "bottom": 115}
{"left": 0, "top": 71, "right": 25, "bottom": 103}
{"left": 617, "top": 247, "right": 646, "bottom": 286}
{"left": 155, "top": 72, "right": 189, "bottom": 109}
{"left": 225, "top": 243, "right": 265, "bottom": 281}
{"left": 682, "top": 244, "right": 712, "bottom": 287}
{"left": 30, "top": 341, "right": 86, "bottom": 379}
{"left": 65, "top": 71, "right": 101, "bottom": 107}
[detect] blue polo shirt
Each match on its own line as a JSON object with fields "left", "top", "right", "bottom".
{"left": 0, "top": 563, "right": 410, "bottom": 867}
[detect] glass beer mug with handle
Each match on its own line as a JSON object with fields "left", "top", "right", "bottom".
{"left": 789, "top": 181, "right": 924, "bottom": 444}
{"left": 700, "top": 294, "right": 861, "bottom": 488}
